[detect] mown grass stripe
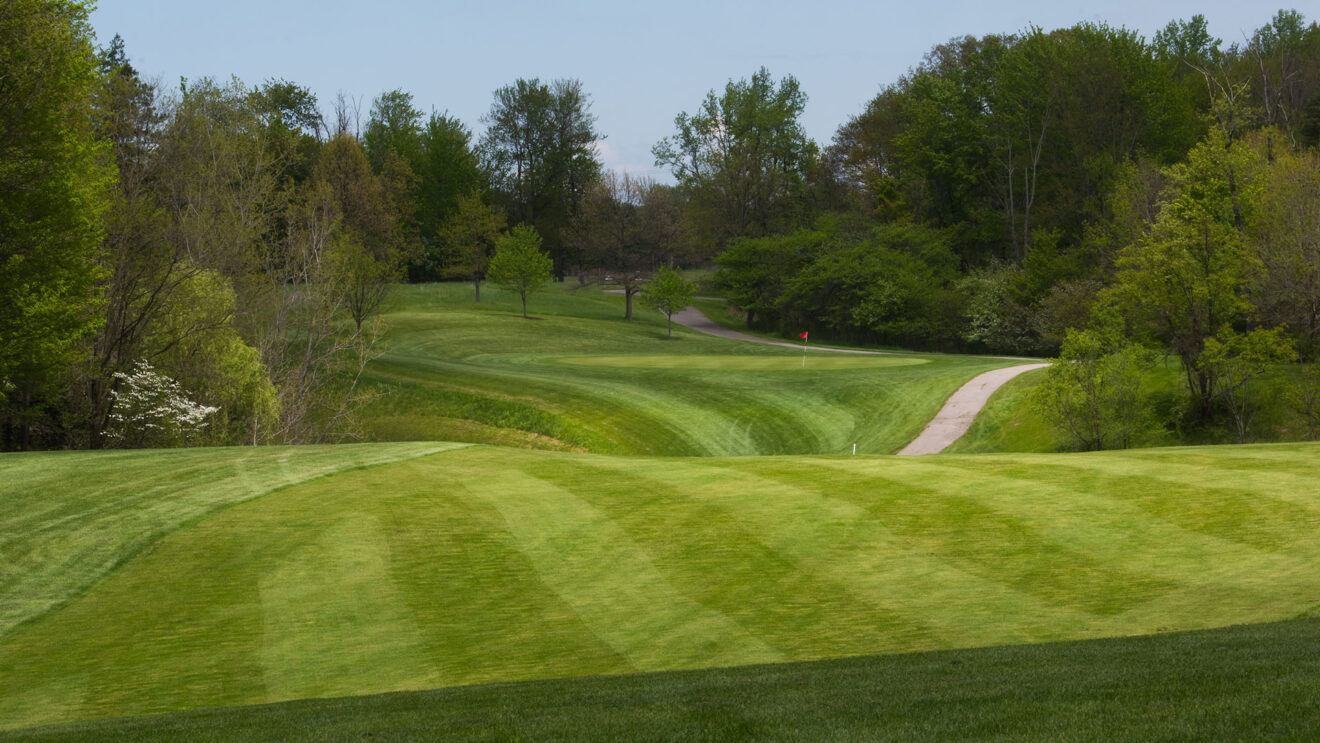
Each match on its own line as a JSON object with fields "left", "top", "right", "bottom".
{"left": 929, "top": 455, "right": 1320, "bottom": 551}
{"left": 663, "top": 457, "right": 1077, "bottom": 649}
{"left": 523, "top": 457, "right": 945, "bottom": 658}
{"left": 460, "top": 463, "right": 782, "bottom": 670}
{"left": 703, "top": 457, "right": 1178, "bottom": 619}
{"left": 0, "top": 443, "right": 463, "bottom": 638}
{"left": 814, "top": 456, "right": 1278, "bottom": 571}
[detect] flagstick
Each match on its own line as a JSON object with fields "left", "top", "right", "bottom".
{"left": 802, "top": 336, "right": 807, "bottom": 367}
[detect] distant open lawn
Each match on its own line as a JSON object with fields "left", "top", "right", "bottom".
{"left": 2, "top": 442, "right": 1318, "bottom": 730}
{"left": 358, "top": 283, "right": 1018, "bottom": 455}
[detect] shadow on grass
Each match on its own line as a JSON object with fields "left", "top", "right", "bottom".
{"left": 10, "top": 618, "right": 1319, "bottom": 742}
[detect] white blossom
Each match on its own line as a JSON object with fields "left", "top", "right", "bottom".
{"left": 108, "top": 360, "right": 220, "bottom": 446}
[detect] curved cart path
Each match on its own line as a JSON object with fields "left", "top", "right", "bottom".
{"left": 671, "top": 305, "right": 1048, "bottom": 455}
{"left": 894, "top": 362, "right": 1049, "bottom": 454}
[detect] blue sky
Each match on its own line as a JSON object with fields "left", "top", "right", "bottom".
{"left": 91, "top": 1, "right": 1291, "bottom": 181}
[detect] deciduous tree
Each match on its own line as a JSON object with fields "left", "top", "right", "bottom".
{"left": 654, "top": 68, "right": 817, "bottom": 248}
{"left": 1250, "top": 146, "right": 1320, "bottom": 358}
{"left": 488, "top": 225, "right": 553, "bottom": 319}
{"left": 364, "top": 89, "right": 423, "bottom": 172}
{"left": 415, "top": 113, "right": 483, "bottom": 272}
{"left": 1032, "top": 327, "right": 1156, "bottom": 450}
{"left": 439, "top": 192, "right": 506, "bottom": 302}
{"left": 1111, "top": 127, "right": 1264, "bottom": 422}
{"left": 574, "top": 172, "right": 683, "bottom": 320}
{"left": 1201, "top": 326, "right": 1297, "bottom": 442}
{"left": 642, "top": 266, "right": 697, "bottom": 338}
{"left": 0, "top": 0, "right": 114, "bottom": 449}
{"left": 481, "top": 79, "right": 601, "bottom": 278}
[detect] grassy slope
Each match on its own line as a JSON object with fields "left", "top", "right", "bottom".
{"left": 0, "top": 442, "right": 462, "bottom": 638}
{"left": 7, "top": 617, "right": 1319, "bottom": 742}
{"left": 945, "top": 370, "right": 1055, "bottom": 453}
{"left": 3, "top": 442, "right": 1319, "bottom": 730}
{"left": 949, "top": 356, "right": 1316, "bottom": 453}
{"left": 360, "top": 284, "right": 1015, "bottom": 456}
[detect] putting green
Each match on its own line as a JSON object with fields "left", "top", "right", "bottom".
{"left": 546, "top": 354, "right": 930, "bottom": 370}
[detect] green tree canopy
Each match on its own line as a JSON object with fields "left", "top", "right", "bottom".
{"left": 1202, "top": 326, "right": 1297, "bottom": 442}
{"left": 438, "top": 191, "right": 507, "bottom": 302}
{"left": 481, "top": 78, "right": 601, "bottom": 278}
{"left": 642, "top": 265, "right": 697, "bottom": 338}
{"left": 364, "top": 89, "right": 423, "bottom": 172}
{"left": 0, "top": 0, "right": 114, "bottom": 449}
{"left": 1110, "top": 127, "right": 1265, "bottom": 421}
{"left": 1032, "top": 326, "right": 1156, "bottom": 451}
{"left": 415, "top": 113, "right": 484, "bottom": 278}
{"left": 487, "top": 225, "right": 553, "bottom": 318}
{"left": 654, "top": 67, "right": 817, "bottom": 248}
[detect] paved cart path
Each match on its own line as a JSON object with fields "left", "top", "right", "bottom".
{"left": 893, "top": 362, "right": 1049, "bottom": 454}
{"left": 670, "top": 305, "right": 1048, "bottom": 454}
{"left": 670, "top": 306, "right": 904, "bottom": 355}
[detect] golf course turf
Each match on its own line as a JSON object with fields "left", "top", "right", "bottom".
{"left": 2, "top": 442, "right": 1319, "bottom": 733}
{"left": 6, "top": 617, "right": 1320, "bottom": 742}
{"left": 3, "top": 283, "right": 1317, "bottom": 739}
{"left": 354, "top": 283, "right": 1022, "bottom": 456}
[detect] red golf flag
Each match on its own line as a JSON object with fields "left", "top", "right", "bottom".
{"left": 799, "top": 331, "right": 809, "bottom": 340}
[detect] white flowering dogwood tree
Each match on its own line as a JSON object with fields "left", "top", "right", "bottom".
{"left": 108, "top": 360, "right": 220, "bottom": 447}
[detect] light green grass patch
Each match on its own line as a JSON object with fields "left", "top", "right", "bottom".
{"left": 546, "top": 354, "right": 929, "bottom": 370}
{"left": 0, "top": 443, "right": 464, "bottom": 639}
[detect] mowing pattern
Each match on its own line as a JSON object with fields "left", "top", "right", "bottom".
{"left": 357, "top": 284, "right": 1015, "bottom": 456}
{"left": 1, "top": 442, "right": 1318, "bottom": 729}
{"left": 0, "top": 443, "right": 463, "bottom": 638}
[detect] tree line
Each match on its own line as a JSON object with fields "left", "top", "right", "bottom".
{"left": 0, "top": 0, "right": 699, "bottom": 450}
{"left": 3, "top": 1, "right": 1319, "bottom": 450}
{"left": 693, "top": 11, "right": 1320, "bottom": 447}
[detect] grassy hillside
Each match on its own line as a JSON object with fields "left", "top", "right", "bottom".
{"left": 945, "top": 371, "right": 1055, "bottom": 453}
{"left": 358, "top": 283, "right": 1017, "bottom": 455}
{"left": 0, "top": 442, "right": 461, "bottom": 638}
{"left": 3, "top": 442, "right": 1318, "bottom": 730}
{"left": 948, "top": 355, "right": 1315, "bottom": 453}
{"left": 7, "top": 617, "right": 1319, "bottom": 742}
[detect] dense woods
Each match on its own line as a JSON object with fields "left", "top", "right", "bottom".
{"left": 3, "top": 1, "right": 1319, "bottom": 450}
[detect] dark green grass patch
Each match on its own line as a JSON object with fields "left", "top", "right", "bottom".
{"left": 7, "top": 618, "right": 1319, "bottom": 742}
